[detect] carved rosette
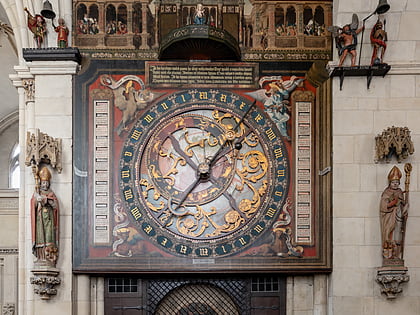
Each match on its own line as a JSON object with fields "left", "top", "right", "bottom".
{"left": 376, "top": 267, "right": 409, "bottom": 299}
{"left": 30, "top": 269, "right": 61, "bottom": 300}
{"left": 2, "top": 303, "right": 15, "bottom": 315}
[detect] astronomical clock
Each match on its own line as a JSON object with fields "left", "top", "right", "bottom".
{"left": 119, "top": 90, "right": 288, "bottom": 259}
{"left": 73, "top": 56, "right": 331, "bottom": 273}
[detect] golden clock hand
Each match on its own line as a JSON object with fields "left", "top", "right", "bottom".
{"left": 208, "top": 100, "right": 256, "bottom": 167}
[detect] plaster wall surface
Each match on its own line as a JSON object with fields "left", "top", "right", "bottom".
{"left": 331, "top": 0, "right": 420, "bottom": 314}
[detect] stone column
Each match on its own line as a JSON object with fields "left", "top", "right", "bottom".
{"left": 297, "top": 4, "right": 304, "bottom": 47}
{"left": 98, "top": 3, "right": 106, "bottom": 47}
{"left": 127, "top": 3, "right": 133, "bottom": 33}
{"left": 314, "top": 274, "right": 328, "bottom": 315}
{"left": 10, "top": 65, "right": 34, "bottom": 315}
{"left": 217, "top": 0, "right": 223, "bottom": 28}
{"left": 154, "top": 0, "right": 161, "bottom": 48}
{"left": 75, "top": 274, "right": 92, "bottom": 315}
{"left": 267, "top": 3, "right": 276, "bottom": 49}
{"left": 238, "top": 0, "right": 244, "bottom": 46}
{"left": 19, "top": 48, "right": 80, "bottom": 314}
{"left": 176, "top": 2, "right": 181, "bottom": 28}
{"left": 141, "top": 0, "right": 151, "bottom": 49}
{"left": 252, "top": 4, "right": 261, "bottom": 49}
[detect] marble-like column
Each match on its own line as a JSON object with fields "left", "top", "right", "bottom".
{"left": 141, "top": 1, "right": 150, "bottom": 49}
{"left": 17, "top": 50, "right": 80, "bottom": 313}
{"left": 10, "top": 65, "right": 34, "bottom": 315}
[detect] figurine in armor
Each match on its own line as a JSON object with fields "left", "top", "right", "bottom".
{"left": 370, "top": 20, "right": 387, "bottom": 65}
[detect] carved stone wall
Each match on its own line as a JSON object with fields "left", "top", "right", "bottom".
{"left": 0, "top": 190, "right": 18, "bottom": 314}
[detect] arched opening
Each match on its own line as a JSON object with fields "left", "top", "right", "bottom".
{"left": 106, "top": 5, "right": 117, "bottom": 34}
{"left": 275, "top": 7, "right": 285, "bottom": 35}
{"left": 117, "top": 5, "right": 127, "bottom": 34}
{"left": 9, "top": 143, "right": 19, "bottom": 189}
{"left": 314, "top": 6, "right": 324, "bottom": 26}
{"left": 88, "top": 4, "right": 99, "bottom": 34}
{"left": 76, "top": 4, "right": 87, "bottom": 34}
{"left": 132, "top": 3, "right": 142, "bottom": 33}
{"left": 285, "top": 6, "right": 296, "bottom": 36}
{"left": 155, "top": 283, "right": 240, "bottom": 315}
{"left": 304, "top": 6, "right": 313, "bottom": 35}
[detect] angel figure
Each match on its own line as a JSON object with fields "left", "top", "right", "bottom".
{"left": 100, "top": 75, "right": 163, "bottom": 135}
{"left": 246, "top": 76, "right": 303, "bottom": 140}
{"left": 329, "top": 14, "right": 364, "bottom": 67}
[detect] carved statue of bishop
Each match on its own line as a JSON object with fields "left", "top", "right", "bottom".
{"left": 380, "top": 164, "right": 411, "bottom": 263}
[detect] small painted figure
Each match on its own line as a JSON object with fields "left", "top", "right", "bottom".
{"left": 370, "top": 20, "right": 387, "bottom": 65}
{"left": 107, "top": 21, "right": 117, "bottom": 34}
{"left": 31, "top": 167, "right": 59, "bottom": 266}
{"left": 380, "top": 166, "right": 408, "bottom": 260}
{"left": 209, "top": 14, "right": 216, "bottom": 27}
{"left": 330, "top": 14, "right": 364, "bottom": 67}
{"left": 24, "top": 8, "right": 46, "bottom": 48}
{"left": 54, "top": 18, "right": 69, "bottom": 48}
{"left": 337, "top": 24, "right": 364, "bottom": 66}
{"left": 194, "top": 4, "right": 206, "bottom": 25}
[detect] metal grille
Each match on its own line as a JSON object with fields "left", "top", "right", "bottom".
{"left": 148, "top": 278, "right": 249, "bottom": 314}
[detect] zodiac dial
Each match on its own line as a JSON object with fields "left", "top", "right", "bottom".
{"left": 119, "top": 90, "right": 289, "bottom": 258}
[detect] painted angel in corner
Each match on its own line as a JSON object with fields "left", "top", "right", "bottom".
{"left": 100, "top": 75, "right": 163, "bottom": 135}
{"left": 246, "top": 76, "right": 303, "bottom": 140}
{"left": 329, "top": 14, "right": 364, "bottom": 67}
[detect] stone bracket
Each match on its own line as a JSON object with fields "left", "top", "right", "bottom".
{"left": 376, "top": 266, "right": 409, "bottom": 299}
{"left": 329, "top": 64, "right": 391, "bottom": 90}
{"left": 30, "top": 268, "right": 61, "bottom": 300}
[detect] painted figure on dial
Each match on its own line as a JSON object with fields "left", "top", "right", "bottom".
{"left": 380, "top": 165, "right": 410, "bottom": 261}
{"left": 31, "top": 166, "right": 59, "bottom": 266}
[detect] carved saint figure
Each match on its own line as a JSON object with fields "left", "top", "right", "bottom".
{"left": 370, "top": 20, "right": 387, "bottom": 65}
{"left": 54, "top": 18, "right": 69, "bottom": 48}
{"left": 24, "top": 8, "right": 47, "bottom": 48}
{"left": 380, "top": 166, "right": 408, "bottom": 260}
{"left": 31, "top": 166, "right": 59, "bottom": 266}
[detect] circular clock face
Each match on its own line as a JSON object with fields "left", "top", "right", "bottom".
{"left": 119, "top": 90, "right": 289, "bottom": 258}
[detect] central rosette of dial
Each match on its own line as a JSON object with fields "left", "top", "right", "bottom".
{"left": 197, "top": 161, "right": 211, "bottom": 180}
{"left": 146, "top": 113, "right": 236, "bottom": 205}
